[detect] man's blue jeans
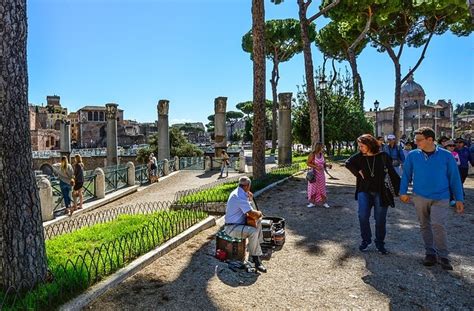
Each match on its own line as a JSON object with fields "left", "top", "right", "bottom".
{"left": 357, "top": 192, "right": 388, "bottom": 248}
{"left": 60, "top": 180, "right": 72, "bottom": 209}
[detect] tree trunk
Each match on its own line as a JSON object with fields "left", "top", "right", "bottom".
{"left": 393, "top": 63, "right": 401, "bottom": 139}
{"left": 0, "top": 0, "right": 48, "bottom": 290}
{"left": 252, "top": 0, "right": 266, "bottom": 179}
{"left": 348, "top": 51, "right": 364, "bottom": 109}
{"left": 384, "top": 46, "right": 402, "bottom": 139}
{"left": 270, "top": 60, "right": 279, "bottom": 155}
{"left": 298, "top": 0, "right": 320, "bottom": 146}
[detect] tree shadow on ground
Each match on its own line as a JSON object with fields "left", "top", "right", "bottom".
{"left": 92, "top": 231, "right": 260, "bottom": 310}
{"left": 256, "top": 175, "right": 474, "bottom": 309}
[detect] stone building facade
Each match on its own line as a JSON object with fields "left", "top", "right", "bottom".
{"left": 29, "top": 95, "right": 67, "bottom": 151}
{"left": 77, "top": 106, "right": 124, "bottom": 148}
{"left": 374, "top": 74, "right": 453, "bottom": 139}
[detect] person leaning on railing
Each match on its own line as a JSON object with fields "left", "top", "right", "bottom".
{"left": 52, "top": 156, "right": 75, "bottom": 216}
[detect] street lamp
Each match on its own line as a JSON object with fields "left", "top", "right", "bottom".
{"left": 374, "top": 100, "right": 380, "bottom": 137}
{"left": 319, "top": 76, "right": 327, "bottom": 146}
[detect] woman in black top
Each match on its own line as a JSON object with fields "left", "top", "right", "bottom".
{"left": 345, "top": 134, "right": 400, "bottom": 254}
{"left": 72, "top": 154, "right": 85, "bottom": 212}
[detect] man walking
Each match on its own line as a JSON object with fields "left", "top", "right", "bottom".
{"left": 383, "top": 134, "right": 405, "bottom": 176}
{"left": 400, "top": 127, "right": 464, "bottom": 270}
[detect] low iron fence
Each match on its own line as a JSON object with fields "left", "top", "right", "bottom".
{"left": 44, "top": 201, "right": 177, "bottom": 240}
{"left": 2, "top": 201, "right": 208, "bottom": 310}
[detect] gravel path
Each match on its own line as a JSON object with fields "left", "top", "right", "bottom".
{"left": 87, "top": 164, "right": 474, "bottom": 310}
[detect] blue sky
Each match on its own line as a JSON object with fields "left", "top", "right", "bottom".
{"left": 27, "top": 0, "right": 474, "bottom": 126}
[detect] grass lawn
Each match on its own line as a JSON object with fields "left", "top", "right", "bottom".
{"left": 2, "top": 209, "right": 207, "bottom": 310}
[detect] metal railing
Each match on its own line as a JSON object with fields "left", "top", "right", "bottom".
{"left": 49, "top": 171, "right": 98, "bottom": 214}
{"left": 168, "top": 159, "right": 176, "bottom": 173}
{"left": 103, "top": 165, "right": 129, "bottom": 193}
{"left": 135, "top": 164, "right": 150, "bottom": 185}
{"left": 179, "top": 157, "right": 205, "bottom": 170}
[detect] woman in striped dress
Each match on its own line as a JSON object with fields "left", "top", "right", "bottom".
{"left": 307, "top": 142, "right": 330, "bottom": 208}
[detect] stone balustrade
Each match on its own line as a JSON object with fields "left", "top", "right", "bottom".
{"left": 37, "top": 157, "right": 188, "bottom": 222}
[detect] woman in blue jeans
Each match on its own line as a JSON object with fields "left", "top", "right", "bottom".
{"left": 345, "top": 134, "right": 400, "bottom": 254}
{"left": 52, "top": 156, "right": 75, "bottom": 216}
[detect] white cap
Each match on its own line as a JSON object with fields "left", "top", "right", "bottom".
{"left": 387, "top": 134, "right": 396, "bottom": 140}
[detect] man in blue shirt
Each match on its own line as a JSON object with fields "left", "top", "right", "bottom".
{"left": 224, "top": 176, "right": 266, "bottom": 272}
{"left": 400, "top": 127, "right": 464, "bottom": 270}
{"left": 383, "top": 134, "right": 405, "bottom": 176}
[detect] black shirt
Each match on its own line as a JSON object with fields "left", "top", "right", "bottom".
{"left": 345, "top": 152, "right": 390, "bottom": 194}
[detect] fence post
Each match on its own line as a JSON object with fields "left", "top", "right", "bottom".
{"left": 163, "top": 159, "right": 170, "bottom": 175}
{"left": 239, "top": 149, "right": 246, "bottom": 173}
{"left": 174, "top": 156, "right": 179, "bottom": 171}
{"left": 38, "top": 176, "right": 54, "bottom": 221}
{"left": 127, "top": 162, "right": 135, "bottom": 186}
{"left": 95, "top": 168, "right": 106, "bottom": 199}
{"left": 205, "top": 156, "right": 212, "bottom": 171}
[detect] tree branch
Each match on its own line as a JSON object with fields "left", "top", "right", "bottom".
{"left": 348, "top": 6, "right": 372, "bottom": 52}
{"left": 308, "top": 0, "right": 341, "bottom": 23}
{"left": 400, "top": 22, "right": 437, "bottom": 84}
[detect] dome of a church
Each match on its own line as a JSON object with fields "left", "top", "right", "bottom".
{"left": 401, "top": 74, "right": 425, "bottom": 97}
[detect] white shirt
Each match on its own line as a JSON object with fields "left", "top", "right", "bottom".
{"left": 225, "top": 186, "right": 252, "bottom": 224}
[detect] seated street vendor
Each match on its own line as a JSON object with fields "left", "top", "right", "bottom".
{"left": 224, "top": 176, "right": 267, "bottom": 273}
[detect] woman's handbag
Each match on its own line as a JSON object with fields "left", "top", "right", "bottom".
{"left": 306, "top": 169, "right": 317, "bottom": 183}
{"left": 382, "top": 156, "right": 400, "bottom": 207}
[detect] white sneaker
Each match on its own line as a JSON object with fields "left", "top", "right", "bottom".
{"left": 307, "top": 203, "right": 316, "bottom": 208}
{"left": 323, "top": 203, "right": 330, "bottom": 209}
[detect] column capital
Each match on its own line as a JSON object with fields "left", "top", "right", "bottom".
{"left": 105, "top": 103, "right": 118, "bottom": 120}
{"left": 214, "top": 97, "right": 227, "bottom": 113}
{"left": 157, "top": 100, "right": 170, "bottom": 116}
{"left": 278, "top": 93, "right": 292, "bottom": 110}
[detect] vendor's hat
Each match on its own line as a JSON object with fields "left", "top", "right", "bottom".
{"left": 455, "top": 137, "right": 465, "bottom": 143}
{"left": 387, "top": 134, "right": 396, "bottom": 140}
{"left": 445, "top": 140, "right": 455, "bottom": 146}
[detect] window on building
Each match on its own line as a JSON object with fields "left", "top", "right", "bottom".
{"left": 88, "top": 111, "right": 93, "bottom": 121}
{"left": 46, "top": 140, "right": 49, "bottom": 148}
{"left": 94, "top": 111, "right": 99, "bottom": 121}
{"left": 99, "top": 111, "right": 104, "bottom": 121}
{"left": 440, "top": 110, "right": 445, "bottom": 117}
{"left": 51, "top": 137, "right": 55, "bottom": 145}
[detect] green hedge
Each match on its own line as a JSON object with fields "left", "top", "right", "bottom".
{"left": 177, "top": 164, "right": 304, "bottom": 204}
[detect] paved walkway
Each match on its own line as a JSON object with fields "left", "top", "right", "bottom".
{"left": 81, "top": 170, "right": 243, "bottom": 214}
{"left": 85, "top": 164, "right": 474, "bottom": 310}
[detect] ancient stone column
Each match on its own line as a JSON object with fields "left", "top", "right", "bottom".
{"left": 126, "top": 162, "right": 135, "bottom": 186}
{"left": 214, "top": 97, "right": 227, "bottom": 157}
{"left": 94, "top": 168, "right": 105, "bottom": 199}
{"left": 157, "top": 100, "right": 170, "bottom": 161}
{"left": 60, "top": 120, "right": 71, "bottom": 158}
{"left": 106, "top": 103, "right": 119, "bottom": 166}
{"left": 278, "top": 93, "right": 293, "bottom": 165}
{"left": 37, "top": 177, "right": 54, "bottom": 221}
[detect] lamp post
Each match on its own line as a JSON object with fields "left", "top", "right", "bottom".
{"left": 319, "top": 76, "right": 327, "bottom": 146}
{"left": 374, "top": 100, "right": 380, "bottom": 137}
{"left": 449, "top": 99, "right": 454, "bottom": 138}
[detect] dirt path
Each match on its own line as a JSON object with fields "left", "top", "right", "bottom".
{"left": 87, "top": 164, "right": 474, "bottom": 310}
